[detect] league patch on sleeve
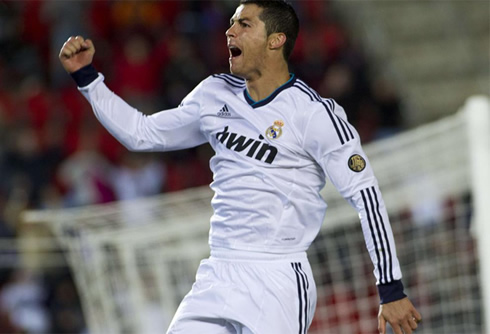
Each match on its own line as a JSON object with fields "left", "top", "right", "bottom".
{"left": 348, "top": 154, "right": 366, "bottom": 172}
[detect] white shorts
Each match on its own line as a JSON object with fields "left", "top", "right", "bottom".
{"left": 166, "top": 249, "right": 317, "bottom": 334}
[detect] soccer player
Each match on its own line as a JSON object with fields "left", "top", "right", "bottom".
{"left": 59, "top": 1, "right": 422, "bottom": 333}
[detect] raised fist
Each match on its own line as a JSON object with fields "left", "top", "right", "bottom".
{"left": 59, "top": 36, "right": 95, "bottom": 73}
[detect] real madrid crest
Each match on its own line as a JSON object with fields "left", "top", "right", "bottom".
{"left": 265, "top": 120, "right": 284, "bottom": 140}
{"left": 348, "top": 154, "right": 366, "bottom": 172}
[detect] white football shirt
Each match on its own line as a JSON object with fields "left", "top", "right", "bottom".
{"left": 79, "top": 72, "right": 402, "bottom": 287}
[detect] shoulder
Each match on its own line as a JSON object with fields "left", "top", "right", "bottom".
{"left": 182, "top": 74, "right": 245, "bottom": 105}
{"left": 289, "top": 79, "right": 356, "bottom": 148}
{"left": 287, "top": 78, "right": 345, "bottom": 123}
{"left": 288, "top": 78, "right": 338, "bottom": 117}
{"left": 204, "top": 73, "right": 246, "bottom": 91}
{"left": 180, "top": 74, "right": 246, "bottom": 110}
{"left": 289, "top": 78, "right": 337, "bottom": 110}
{"left": 290, "top": 78, "right": 324, "bottom": 104}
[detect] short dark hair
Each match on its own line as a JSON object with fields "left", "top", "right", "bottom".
{"left": 239, "top": 0, "right": 299, "bottom": 61}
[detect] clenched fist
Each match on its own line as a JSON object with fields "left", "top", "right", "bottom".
{"left": 59, "top": 36, "right": 95, "bottom": 73}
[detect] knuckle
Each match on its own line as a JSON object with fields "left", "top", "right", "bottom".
{"left": 393, "top": 316, "right": 403, "bottom": 324}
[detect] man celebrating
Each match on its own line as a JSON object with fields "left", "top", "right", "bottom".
{"left": 59, "top": 1, "right": 421, "bottom": 333}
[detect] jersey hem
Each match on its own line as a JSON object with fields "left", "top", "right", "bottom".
{"left": 209, "top": 240, "right": 309, "bottom": 256}
{"left": 210, "top": 247, "right": 308, "bottom": 262}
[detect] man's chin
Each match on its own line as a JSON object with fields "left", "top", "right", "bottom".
{"left": 229, "top": 62, "right": 249, "bottom": 80}
{"left": 229, "top": 66, "right": 243, "bottom": 78}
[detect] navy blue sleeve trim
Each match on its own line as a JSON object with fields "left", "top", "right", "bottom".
{"left": 377, "top": 280, "right": 407, "bottom": 304}
{"left": 70, "top": 64, "right": 98, "bottom": 87}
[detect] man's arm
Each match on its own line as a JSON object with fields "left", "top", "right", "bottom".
{"left": 304, "top": 100, "right": 422, "bottom": 333}
{"left": 59, "top": 36, "right": 207, "bottom": 152}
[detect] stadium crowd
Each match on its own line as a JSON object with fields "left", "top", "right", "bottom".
{"left": 0, "top": 1, "right": 404, "bottom": 332}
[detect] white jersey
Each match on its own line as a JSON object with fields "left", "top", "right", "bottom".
{"left": 78, "top": 72, "right": 401, "bottom": 286}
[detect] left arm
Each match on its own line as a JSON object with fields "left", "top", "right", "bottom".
{"left": 304, "top": 99, "right": 421, "bottom": 333}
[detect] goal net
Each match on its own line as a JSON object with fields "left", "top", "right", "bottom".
{"left": 23, "top": 96, "right": 489, "bottom": 334}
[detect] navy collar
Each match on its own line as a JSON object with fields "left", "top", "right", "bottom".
{"left": 243, "top": 74, "right": 296, "bottom": 108}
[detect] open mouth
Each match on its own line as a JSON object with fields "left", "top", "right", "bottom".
{"left": 229, "top": 46, "right": 242, "bottom": 58}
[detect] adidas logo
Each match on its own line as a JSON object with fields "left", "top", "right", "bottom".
{"left": 217, "top": 104, "right": 232, "bottom": 117}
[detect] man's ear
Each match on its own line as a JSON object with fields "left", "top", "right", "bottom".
{"left": 268, "top": 32, "right": 287, "bottom": 51}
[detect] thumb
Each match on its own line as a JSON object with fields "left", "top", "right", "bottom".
{"left": 83, "top": 39, "right": 95, "bottom": 53}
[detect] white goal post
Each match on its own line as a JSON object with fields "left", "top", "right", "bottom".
{"left": 23, "top": 95, "right": 489, "bottom": 334}
{"left": 465, "top": 96, "right": 490, "bottom": 331}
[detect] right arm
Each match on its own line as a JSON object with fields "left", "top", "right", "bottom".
{"left": 59, "top": 36, "right": 207, "bottom": 152}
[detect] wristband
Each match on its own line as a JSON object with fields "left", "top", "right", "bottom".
{"left": 378, "top": 280, "right": 407, "bottom": 304}
{"left": 70, "top": 64, "right": 98, "bottom": 87}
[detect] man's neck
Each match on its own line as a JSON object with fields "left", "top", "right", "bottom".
{"left": 245, "top": 66, "right": 291, "bottom": 102}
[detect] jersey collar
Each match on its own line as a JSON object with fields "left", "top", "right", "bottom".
{"left": 244, "top": 74, "right": 296, "bottom": 109}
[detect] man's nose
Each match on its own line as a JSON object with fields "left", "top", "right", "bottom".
{"left": 226, "top": 24, "right": 236, "bottom": 38}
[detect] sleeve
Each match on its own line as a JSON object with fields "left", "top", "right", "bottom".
{"left": 74, "top": 65, "right": 208, "bottom": 152}
{"left": 304, "top": 99, "right": 406, "bottom": 304}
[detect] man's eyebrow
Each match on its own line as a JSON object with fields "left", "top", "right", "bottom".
{"left": 230, "top": 17, "right": 252, "bottom": 25}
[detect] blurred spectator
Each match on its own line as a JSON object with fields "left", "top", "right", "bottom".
{"left": 0, "top": 121, "right": 59, "bottom": 207}
{"left": 371, "top": 75, "right": 404, "bottom": 138}
{"left": 111, "top": 152, "right": 166, "bottom": 201}
{"left": 19, "top": 75, "right": 54, "bottom": 131}
{"left": 0, "top": 269, "right": 50, "bottom": 333}
{"left": 164, "top": 146, "right": 213, "bottom": 192}
{"left": 111, "top": 152, "right": 167, "bottom": 227}
{"left": 111, "top": 32, "right": 161, "bottom": 112}
{"left": 57, "top": 121, "right": 115, "bottom": 207}
{"left": 320, "top": 63, "right": 357, "bottom": 113}
{"left": 292, "top": 1, "right": 347, "bottom": 87}
{"left": 45, "top": 272, "right": 85, "bottom": 334}
{"left": 159, "top": 35, "right": 207, "bottom": 108}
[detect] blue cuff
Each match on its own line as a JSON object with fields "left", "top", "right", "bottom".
{"left": 70, "top": 64, "right": 98, "bottom": 87}
{"left": 377, "top": 280, "right": 406, "bottom": 304}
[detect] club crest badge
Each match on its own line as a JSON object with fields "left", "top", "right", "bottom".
{"left": 265, "top": 120, "right": 284, "bottom": 140}
{"left": 348, "top": 154, "right": 366, "bottom": 172}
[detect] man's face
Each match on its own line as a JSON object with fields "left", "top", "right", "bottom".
{"left": 226, "top": 4, "right": 268, "bottom": 79}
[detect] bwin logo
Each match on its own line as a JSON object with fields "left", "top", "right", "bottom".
{"left": 216, "top": 126, "right": 278, "bottom": 164}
